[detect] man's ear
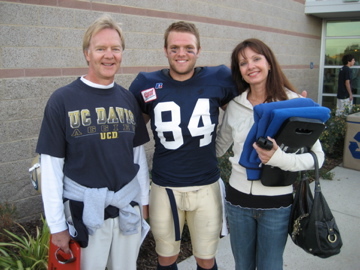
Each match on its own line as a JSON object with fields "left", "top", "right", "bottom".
{"left": 196, "top": 47, "right": 202, "bottom": 58}
{"left": 84, "top": 50, "right": 90, "bottom": 63}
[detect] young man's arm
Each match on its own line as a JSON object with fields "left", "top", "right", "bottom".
{"left": 345, "top": 79, "right": 353, "bottom": 101}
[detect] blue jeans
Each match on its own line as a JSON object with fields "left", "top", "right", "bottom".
{"left": 226, "top": 201, "right": 291, "bottom": 270}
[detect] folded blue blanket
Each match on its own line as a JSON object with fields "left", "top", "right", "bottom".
{"left": 239, "top": 98, "right": 331, "bottom": 180}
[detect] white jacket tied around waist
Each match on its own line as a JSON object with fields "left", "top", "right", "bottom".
{"left": 63, "top": 176, "right": 143, "bottom": 236}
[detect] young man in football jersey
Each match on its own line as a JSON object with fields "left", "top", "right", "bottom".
{"left": 36, "top": 14, "right": 150, "bottom": 270}
{"left": 130, "top": 21, "right": 238, "bottom": 270}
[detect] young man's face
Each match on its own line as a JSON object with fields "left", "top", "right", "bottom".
{"left": 349, "top": 58, "right": 356, "bottom": 67}
{"left": 84, "top": 28, "right": 123, "bottom": 85}
{"left": 164, "top": 31, "right": 201, "bottom": 81}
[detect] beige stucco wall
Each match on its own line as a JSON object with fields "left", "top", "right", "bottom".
{"left": 0, "top": 0, "right": 322, "bottom": 221}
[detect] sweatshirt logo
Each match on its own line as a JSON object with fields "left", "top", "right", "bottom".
{"left": 141, "top": 88, "right": 157, "bottom": 103}
{"left": 68, "top": 106, "right": 136, "bottom": 140}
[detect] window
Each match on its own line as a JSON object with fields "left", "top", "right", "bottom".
{"left": 321, "top": 20, "right": 360, "bottom": 109}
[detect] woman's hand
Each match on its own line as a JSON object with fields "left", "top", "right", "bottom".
{"left": 253, "top": 136, "right": 278, "bottom": 164}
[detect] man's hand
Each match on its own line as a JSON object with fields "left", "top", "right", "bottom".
{"left": 143, "top": 113, "right": 150, "bottom": 124}
{"left": 51, "top": 230, "right": 71, "bottom": 254}
{"left": 142, "top": 205, "right": 149, "bottom": 220}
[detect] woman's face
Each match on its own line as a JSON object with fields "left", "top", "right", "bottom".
{"left": 238, "top": 47, "right": 271, "bottom": 89}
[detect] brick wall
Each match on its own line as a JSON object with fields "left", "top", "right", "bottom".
{"left": 0, "top": 0, "right": 322, "bottom": 221}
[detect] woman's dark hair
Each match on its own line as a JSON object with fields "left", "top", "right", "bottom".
{"left": 230, "top": 38, "right": 296, "bottom": 102}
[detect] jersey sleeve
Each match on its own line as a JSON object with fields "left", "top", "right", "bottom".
{"left": 217, "top": 65, "right": 238, "bottom": 106}
{"left": 129, "top": 73, "right": 149, "bottom": 115}
{"left": 120, "top": 85, "right": 150, "bottom": 147}
{"left": 132, "top": 97, "right": 150, "bottom": 147}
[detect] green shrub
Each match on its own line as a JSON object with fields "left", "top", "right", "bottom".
{"left": 218, "top": 146, "right": 233, "bottom": 183}
{"left": 320, "top": 104, "right": 360, "bottom": 158}
{"left": 0, "top": 217, "right": 49, "bottom": 270}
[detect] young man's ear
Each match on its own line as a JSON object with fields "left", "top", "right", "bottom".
{"left": 196, "top": 47, "right": 202, "bottom": 58}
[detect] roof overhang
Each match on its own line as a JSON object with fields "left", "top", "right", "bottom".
{"left": 305, "top": 0, "right": 360, "bottom": 19}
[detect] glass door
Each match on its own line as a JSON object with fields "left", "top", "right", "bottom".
{"left": 321, "top": 20, "right": 360, "bottom": 109}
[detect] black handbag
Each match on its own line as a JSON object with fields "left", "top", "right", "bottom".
{"left": 288, "top": 151, "right": 342, "bottom": 258}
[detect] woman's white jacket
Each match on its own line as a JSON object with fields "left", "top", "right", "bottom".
{"left": 216, "top": 90, "right": 324, "bottom": 196}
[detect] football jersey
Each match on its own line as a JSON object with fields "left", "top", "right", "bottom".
{"left": 130, "top": 65, "right": 237, "bottom": 187}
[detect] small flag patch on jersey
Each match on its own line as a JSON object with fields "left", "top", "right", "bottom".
{"left": 155, "top": 83, "right": 163, "bottom": 89}
{"left": 141, "top": 88, "right": 157, "bottom": 103}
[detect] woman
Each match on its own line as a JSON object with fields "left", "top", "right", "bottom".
{"left": 216, "top": 38, "right": 324, "bottom": 270}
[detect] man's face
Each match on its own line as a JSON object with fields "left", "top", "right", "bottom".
{"left": 84, "top": 28, "right": 123, "bottom": 85}
{"left": 349, "top": 58, "right": 356, "bottom": 67}
{"left": 164, "top": 31, "right": 201, "bottom": 81}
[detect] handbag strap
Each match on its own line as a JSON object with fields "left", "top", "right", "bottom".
{"left": 309, "top": 151, "right": 321, "bottom": 193}
{"left": 308, "top": 151, "right": 337, "bottom": 223}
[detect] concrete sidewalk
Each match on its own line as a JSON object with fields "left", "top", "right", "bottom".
{"left": 178, "top": 165, "right": 360, "bottom": 270}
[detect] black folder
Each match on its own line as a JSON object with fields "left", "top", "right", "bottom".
{"left": 260, "top": 117, "right": 326, "bottom": 186}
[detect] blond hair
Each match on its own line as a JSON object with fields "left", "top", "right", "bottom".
{"left": 83, "top": 14, "right": 125, "bottom": 63}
